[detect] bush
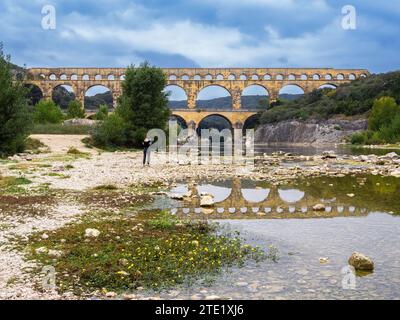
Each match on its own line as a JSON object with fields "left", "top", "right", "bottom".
{"left": 67, "top": 100, "right": 85, "bottom": 119}
{"left": 350, "top": 98, "right": 400, "bottom": 145}
{"left": 91, "top": 114, "right": 127, "bottom": 148}
{"left": 368, "top": 97, "right": 400, "bottom": 131}
{"left": 94, "top": 104, "right": 109, "bottom": 121}
{"left": 33, "top": 99, "right": 64, "bottom": 124}
{"left": 0, "top": 44, "right": 32, "bottom": 157}
{"left": 351, "top": 132, "right": 368, "bottom": 145}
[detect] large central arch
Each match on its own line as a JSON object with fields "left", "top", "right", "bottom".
{"left": 196, "top": 114, "right": 233, "bottom": 135}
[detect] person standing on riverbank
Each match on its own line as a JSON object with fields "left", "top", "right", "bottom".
{"left": 143, "top": 138, "right": 152, "bottom": 166}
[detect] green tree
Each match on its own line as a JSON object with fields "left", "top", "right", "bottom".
{"left": 92, "top": 62, "right": 170, "bottom": 148}
{"left": 368, "top": 97, "right": 400, "bottom": 131}
{"left": 0, "top": 44, "right": 32, "bottom": 157}
{"left": 67, "top": 100, "right": 85, "bottom": 119}
{"left": 116, "top": 62, "right": 170, "bottom": 146}
{"left": 33, "top": 99, "right": 64, "bottom": 124}
{"left": 94, "top": 104, "right": 109, "bottom": 121}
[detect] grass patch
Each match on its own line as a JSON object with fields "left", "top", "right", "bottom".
{"left": 93, "top": 184, "right": 119, "bottom": 191}
{"left": 0, "top": 176, "right": 32, "bottom": 194}
{"left": 82, "top": 137, "right": 140, "bottom": 152}
{"left": 67, "top": 147, "right": 89, "bottom": 156}
{"left": 24, "top": 211, "right": 266, "bottom": 295}
{"left": 25, "top": 138, "right": 48, "bottom": 153}
{"left": 31, "top": 124, "right": 92, "bottom": 135}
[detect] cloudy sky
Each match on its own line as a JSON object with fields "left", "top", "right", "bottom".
{"left": 1, "top": 0, "right": 399, "bottom": 73}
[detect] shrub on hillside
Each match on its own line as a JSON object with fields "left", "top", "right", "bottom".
{"left": 350, "top": 96, "right": 400, "bottom": 145}
{"left": 368, "top": 97, "right": 400, "bottom": 131}
{"left": 260, "top": 71, "right": 400, "bottom": 125}
{"left": 33, "top": 99, "right": 64, "bottom": 124}
{"left": 67, "top": 100, "right": 85, "bottom": 119}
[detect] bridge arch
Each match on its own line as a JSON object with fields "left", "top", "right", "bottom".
{"left": 197, "top": 113, "right": 233, "bottom": 134}
{"left": 312, "top": 74, "right": 321, "bottom": 80}
{"left": 241, "top": 188, "right": 270, "bottom": 203}
{"left": 243, "top": 113, "right": 261, "bottom": 132}
{"left": 336, "top": 73, "right": 345, "bottom": 80}
{"left": 25, "top": 84, "right": 43, "bottom": 106}
{"left": 300, "top": 74, "right": 308, "bottom": 80}
{"left": 318, "top": 83, "right": 337, "bottom": 90}
{"left": 52, "top": 84, "right": 76, "bottom": 110}
{"left": 196, "top": 85, "right": 232, "bottom": 109}
{"left": 278, "top": 189, "right": 305, "bottom": 203}
{"left": 278, "top": 84, "right": 305, "bottom": 101}
{"left": 241, "top": 84, "right": 269, "bottom": 110}
{"left": 84, "top": 85, "right": 113, "bottom": 111}
{"left": 164, "top": 85, "right": 188, "bottom": 109}
{"left": 170, "top": 114, "right": 188, "bottom": 129}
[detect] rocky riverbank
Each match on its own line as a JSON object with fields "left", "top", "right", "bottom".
{"left": 255, "top": 118, "right": 368, "bottom": 145}
{"left": 1, "top": 135, "right": 400, "bottom": 299}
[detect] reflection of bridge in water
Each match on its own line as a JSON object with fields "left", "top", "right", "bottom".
{"left": 171, "top": 178, "right": 369, "bottom": 219}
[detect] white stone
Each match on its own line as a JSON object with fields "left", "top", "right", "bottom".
{"left": 48, "top": 250, "right": 63, "bottom": 258}
{"left": 35, "top": 247, "right": 48, "bottom": 254}
{"left": 85, "top": 228, "right": 101, "bottom": 238}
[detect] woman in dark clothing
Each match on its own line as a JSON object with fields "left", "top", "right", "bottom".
{"left": 143, "top": 138, "right": 152, "bottom": 166}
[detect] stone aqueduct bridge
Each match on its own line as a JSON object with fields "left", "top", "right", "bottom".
{"left": 26, "top": 67, "right": 369, "bottom": 130}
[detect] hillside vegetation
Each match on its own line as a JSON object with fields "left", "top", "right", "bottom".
{"left": 260, "top": 71, "right": 400, "bottom": 124}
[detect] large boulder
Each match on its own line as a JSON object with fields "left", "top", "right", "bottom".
{"left": 63, "top": 119, "right": 99, "bottom": 127}
{"left": 390, "top": 169, "right": 400, "bottom": 178}
{"left": 200, "top": 193, "right": 215, "bottom": 207}
{"left": 313, "top": 204, "right": 326, "bottom": 211}
{"left": 348, "top": 252, "right": 374, "bottom": 271}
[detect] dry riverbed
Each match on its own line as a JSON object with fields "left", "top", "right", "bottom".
{"left": 0, "top": 135, "right": 399, "bottom": 300}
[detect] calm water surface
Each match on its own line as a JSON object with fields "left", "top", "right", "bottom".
{"left": 159, "top": 174, "right": 400, "bottom": 300}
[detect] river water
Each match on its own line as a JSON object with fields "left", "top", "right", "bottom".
{"left": 157, "top": 173, "right": 400, "bottom": 300}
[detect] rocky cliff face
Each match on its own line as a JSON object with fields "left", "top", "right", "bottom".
{"left": 255, "top": 119, "right": 368, "bottom": 145}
